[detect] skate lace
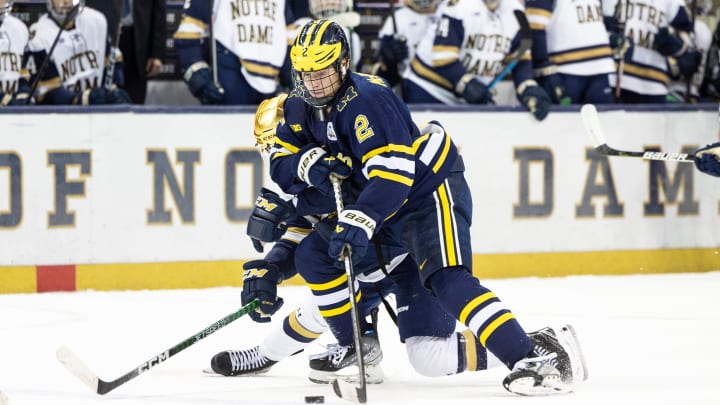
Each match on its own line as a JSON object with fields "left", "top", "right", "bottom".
{"left": 325, "top": 343, "right": 351, "bottom": 367}
{"left": 513, "top": 350, "right": 558, "bottom": 372}
{"left": 228, "top": 347, "right": 267, "bottom": 372}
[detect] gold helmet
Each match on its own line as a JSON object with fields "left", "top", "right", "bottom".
{"left": 404, "top": 0, "right": 441, "bottom": 13}
{"left": 253, "top": 93, "right": 287, "bottom": 153}
{"left": 290, "top": 19, "right": 350, "bottom": 108}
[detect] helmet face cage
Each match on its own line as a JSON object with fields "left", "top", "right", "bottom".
{"left": 686, "top": 0, "right": 711, "bottom": 16}
{"left": 290, "top": 20, "right": 350, "bottom": 108}
{"left": 47, "top": 0, "right": 84, "bottom": 25}
{"left": 404, "top": 0, "right": 441, "bottom": 12}
{"left": 0, "top": 0, "right": 13, "bottom": 23}
{"left": 309, "top": 0, "right": 350, "bottom": 19}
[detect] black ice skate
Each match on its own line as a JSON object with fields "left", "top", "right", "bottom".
{"left": 503, "top": 324, "right": 588, "bottom": 396}
{"left": 308, "top": 332, "right": 384, "bottom": 384}
{"left": 210, "top": 346, "right": 277, "bottom": 376}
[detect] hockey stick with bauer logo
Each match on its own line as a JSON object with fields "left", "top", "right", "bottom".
{"left": 330, "top": 175, "right": 367, "bottom": 403}
{"left": 580, "top": 104, "right": 695, "bottom": 162}
{"left": 487, "top": 9, "right": 531, "bottom": 90}
{"left": 56, "top": 299, "right": 258, "bottom": 395}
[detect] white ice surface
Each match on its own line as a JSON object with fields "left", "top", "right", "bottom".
{"left": 1, "top": 272, "right": 719, "bottom": 405}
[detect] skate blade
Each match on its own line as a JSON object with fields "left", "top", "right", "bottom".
{"left": 507, "top": 375, "right": 573, "bottom": 396}
{"left": 309, "top": 364, "right": 384, "bottom": 385}
{"left": 556, "top": 324, "right": 589, "bottom": 382}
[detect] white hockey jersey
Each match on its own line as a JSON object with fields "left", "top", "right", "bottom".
{"left": 404, "top": 0, "right": 527, "bottom": 104}
{"left": 0, "top": 14, "right": 28, "bottom": 98}
{"left": 669, "top": 18, "right": 712, "bottom": 99}
{"left": 602, "top": 0, "right": 689, "bottom": 96}
{"left": 525, "top": 0, "right": 614, "bottom": 75}
{"left": 175, "top": 0, "right": 288, "bottom": 94}
{"left": 378, "top": 4, "right": 440, "bottom": 73}
{"left": 27, "top": 8, "right": 108, "bottom": 101}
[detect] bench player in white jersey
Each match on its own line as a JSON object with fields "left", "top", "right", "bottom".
{"left": 173, "top": 0, "right": 290, "bottom": 105}
{"left": 668, "top": 0, "right": 712, "bottom": 102}
{"left": 24, "top": 0, "right": 130, "bottom": 105}
{"left": 0, "top": 0, "right": 30, "bottom": 105}
{"left": 525, "top": 0, "right": 615, "bottom": 104}
{"left": 602, "top": 0, "right": 700, "bottom": 103}
{"left": 403, "top": 0, "right": 553, "bottom": 121}
{"left": 372, "top": 0, "right": 443, "bottom": 93}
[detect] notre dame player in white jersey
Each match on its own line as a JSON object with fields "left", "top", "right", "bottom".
{"left": 602, "top": 0, "right": 700, "bottom": 103}
{"left": 0, "top": 0, "right": 30, "bottom": 105}
{"left": 403, "top": 0, "right": 553, "bottom": 121}
{"left": 525, "top": 0, "right": 615, "bottom": 105}
{"left": 173, "top": 0, "right": 290, "bottom": 105}
{"left": 668, "top": 0, "right": 712, "bottom": 102}
{"left": 24, "top": 0, "right": 130, "bottom": 105}
{"left": 372, "top": 0, "right": 443, "bottom": 94}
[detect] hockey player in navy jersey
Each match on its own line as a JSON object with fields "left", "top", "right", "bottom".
{"left": 209, "top": 94, "right": 506, "bottom": 385}
{"left": 266, "top": 19, "right": 588, "bottom": 395}
{"left": 525, "top": 0, "right": 615, "bottom": 104}
{"left": 24, "top": 0, "right": 130, "bottom": 105}
{"left": 402, "top": 0, "right": 552, "bottom": 121}
{"left": 0, "top": 0, "right": 31, "bottom": 105}
{"left": 173, "top": 0, "right": 292, "bottom": 105}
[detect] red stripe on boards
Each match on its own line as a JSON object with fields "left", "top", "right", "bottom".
{"left": 36, "top": 265, "right": 76, "bottom": 292}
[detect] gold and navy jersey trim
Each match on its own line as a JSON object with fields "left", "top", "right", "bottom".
{"left": 459, "top": 291, "right": 516, "bottom": 347}
{"left": 307, "top": 273, "right": 362, "bottom": 317}
{"left": 620, "top": 61, "right": 670, "bottom": 85}
{"left": 410, "top": 57, "right": 454, "bottom": 90}
{"left": 283, "top": 310, "right": 322, "bottom": 343}
{"left": 241, "top": 59, "right": 281, "bottom": 79}
{"left": 549, "top": 45, "right": 613, "bottom": 65}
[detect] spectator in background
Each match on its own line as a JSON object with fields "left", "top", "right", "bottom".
{"left": 371, "top": 0, "right": 443, "bottom": 97}
{"left": 602, "top": 0, "right": 701, "bottom": 103}
{"left": 118, "top": 0, "right": 166, "bottom": 104}
{"left": 173, "top": 0, "right": 290, "bottom": 105}
{"left": 24, "top": 0, "right": 130, "bottom": 105}
{"left": 0, "top": 0, "right": 31, "bottom": 105}
{"left": 668, "top": 0, "right": 712, "bottom": 103}
{"left": 403, "top": 0, "right": 552, "bottom": 121}
{"left": 525, "top": 0, "right": 615, "bottom": 105}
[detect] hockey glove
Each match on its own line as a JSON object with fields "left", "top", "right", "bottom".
{"left": 294, "top": 144, "right": 352, "bottom": 197}
{"left": 456, "top": 74, "right": 493, "bottom": 104}
{"left": 246, "top": 188, "right": 296, "bottom": 253}
{"left": 241, "top": 260, "right": 284, "bottom": 323}
{"left": 328, "top": 207, "right": 377, "bottom": 269}
{"left": 654, "top": 27, "right": 686, "bottom": 57}
{"left": 184, "top": 61, "right": 224, "bottom": 105}
{"left": 106, "top": 88, "right": 132, "bottom": 104}
{"left": 694, "top": 142, "right": 720, "bottom": 177}
{"left": 2, "top": 92, "right": 30, "bottom": 106}
{"left": 518, "top": 80, "right": 551, "bottom": 121}
{"left": 675, "top": 49, "right": 702, "bottom": 77}
{"left": 609, "top": 33, "right": 634, "bottom": 61}
{"left": 379, "top": 35, "right": 409, "bottom": 65}
{"left": 534, "top": 63, "right": 566, "bottom": 103}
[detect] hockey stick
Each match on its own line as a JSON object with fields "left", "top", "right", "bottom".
{"left": 26, "top": 3, "right": 82, "bottom": 104}
{"left": 56, "top": 299, "right": 259, "bottom": 395}
{"left": 208, "top": 0, "right": 219, "bottom": 87}
{"left": 487, "top": 9, "right": 531, "bottom": 90}
{"left": 103, "top": 0, "right": 124, "bottom": 90}
{"left": 580, "top": 104, "right": 695, "bottom": 162}
{"left": 613, "top": 0, "right": 629, "bottom": 99}
{"left": 330, "top": 175, "right": 367, "bottom": 403}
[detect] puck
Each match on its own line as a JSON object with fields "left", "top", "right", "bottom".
{"left": 304, "top": 395, "right": 324, "bottom": 404}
